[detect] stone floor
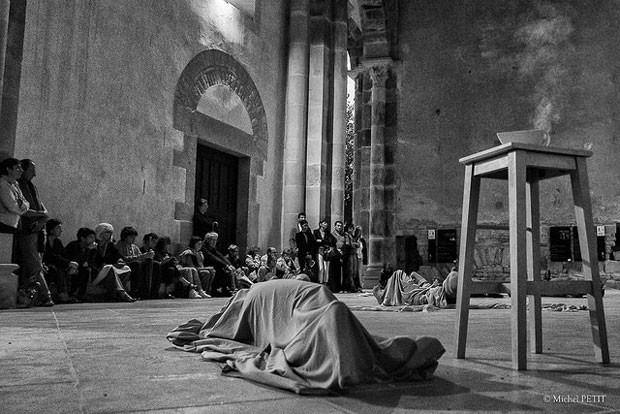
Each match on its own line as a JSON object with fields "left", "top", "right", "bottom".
{"left": 1, "top": 288, "right": 619, "bottom": 414}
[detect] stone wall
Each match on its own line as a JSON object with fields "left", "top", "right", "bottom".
{"left": 399, "top": 224, "right": 620, "bottom": 288}
{"left": 393, "top": 0, "right": 620, "bottom": 280}
{"left": 13, "top": 0, "right": 288, "bottom": 250}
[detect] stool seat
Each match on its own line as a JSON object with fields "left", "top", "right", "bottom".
{"left": 455, "top": 142, "right": 609, "bottom": 370}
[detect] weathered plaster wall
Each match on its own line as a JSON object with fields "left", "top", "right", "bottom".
{"left": 396, "top": 0, "right": 620, "bottom": 247}
{"left": 14, "top": 0, "right": 287, "bottom": 249}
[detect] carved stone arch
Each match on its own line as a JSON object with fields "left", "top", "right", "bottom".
{"left": 173, "top": 49, "right": 268, "bottom": 158}
{"left": 172, "top": 49, "right": 267, "bottom": 251}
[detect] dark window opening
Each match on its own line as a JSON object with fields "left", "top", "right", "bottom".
{"left": 428, "top": 229, "right": 457, "bottom": 263}
{"left": 549, "top": 226, "right": 605, "bottom": 262}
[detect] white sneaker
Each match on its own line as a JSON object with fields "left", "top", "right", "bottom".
{"left": 199, "top": 290, "right": 211, "bottom": 298}
{"left": 188, "top": 289, "right": 202, "bottom": 299}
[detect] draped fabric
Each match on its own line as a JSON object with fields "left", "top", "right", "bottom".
{"left": 167, "top": 279, "right": 445, "bottom": 394}
{"left": 373, "top": 270, "right": 449, "bottom": 308}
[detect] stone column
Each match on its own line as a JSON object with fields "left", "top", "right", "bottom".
{"left": 305, "top": 13, "right": 331, "bottom": 228}
{"left": 351, "top": 72, "right": 364, "bottom": 228}
{"left": 357, "top": 72, "right": 372, "bottom": 245}
{"left": 281, "top": 0, "right": 310, "bottom": 248}
{"left": 364, "top": 63, "right": 390, "bottom": 286}
{"left": 0, "top": 0, "right": 10, "bottom": 122}
{"left": 329, "top": 0, "right": 348, "bottom": 224}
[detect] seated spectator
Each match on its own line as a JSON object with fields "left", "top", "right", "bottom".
{"left": 141, "top": 232, "right": 158, "bottom": 253}
{"left": 257, "top": 247, "right": 278, "bottom": 282}
{"left": 225, "top": 244, "right": 244, "bottom": 269}
{"left": 92, "top": 223, "right": 135, "bottom": 302}
{"left": 297, "top": 253, "right": 315, "bottom": 282}
{"left": 154, "top": 236, "right": 206, "bottom": 299}
{"left": 201, "top": 232, "right": 236, "bottom": 296}
{"left": 226, "top": 244, "right": 254, "bottom": 289}
{"left": 64, "top": 228, "right": 97, "bottom": 300}
{"left": 178, "top": 236, "right": 214, "bottom": 298}
{"left": 244, "top": 246, "right": 261, "bottom": 281}
{"left": 42, "top": 219, "right": 79, "bottom": 303}
{"left": 65, "top": 226, "right": 135, "bottom": 302}
{"left": 115, "top": 226, "right": 156, "bottom": 299}
{"left": 275, "top": 248, "right": 299, "bottom": 279}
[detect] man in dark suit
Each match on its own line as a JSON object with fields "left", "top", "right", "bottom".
{"left": 295, "top": 220, "right": 315, "bottom": 281}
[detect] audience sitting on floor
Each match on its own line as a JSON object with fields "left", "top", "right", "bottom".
{"left": 225, "top": 244, "right": 254, "bottom": 289}
{"left": 275, "top": 248, "right": 299, "bottom": 279}
{"left": 115, "top": 226, "right": 156, "bottom": 299}
{"left": 61, "top": 226, "right": 135, "bottom": 302}
{"left": 141, "top": 232, "right": 158, "bottom": 254}
{"left": 244, "top": 246, "right": 261, "bottom": 281}
{"left": 178, "top": 236, "right": 214, "bottom": 299}
{"left": 92, "top": 223, "right": 135, "bottom": 302}
{"left": 257, "top": 247, "right": 278, "bottom": 282}
{"left": 152, "top": 236, "right": 188, "bottom": 299}
{"left": 42, "top": 219, "right": 79, "bottom": 303}
{"left": 201, "top": 232, "right": 237, "bottom": 296}
{"left": 1, "top": 157, "right": 372, "bottom": 305}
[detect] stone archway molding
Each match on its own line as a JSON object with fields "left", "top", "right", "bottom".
{"left": 174, "top": 49, "right": 268, "bottom": 159}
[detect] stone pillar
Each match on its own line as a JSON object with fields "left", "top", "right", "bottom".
{"left": 352, "top": 72, "right": 364, "bottom": 227}
{"left": 329, "top": 0, "right": 347, "bottom": 224}
{"left": 305, "top": 13, "right": 331, "bottom": 228}
{"left": 0, "top": 0, "right": 10, "bottom": 147}
{"left": 281, "top": 0, "right": 310, "bottom": 248}
{"left": 364, "top": 63, "right": 390, "bottom": 286}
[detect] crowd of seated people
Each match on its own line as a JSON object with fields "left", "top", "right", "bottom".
{"left": 6, "top": 189, "right": 368, "bottom": 307}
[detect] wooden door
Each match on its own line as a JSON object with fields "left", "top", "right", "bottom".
{"left": 195, "top": 144, "right": 238, "bottom": 253}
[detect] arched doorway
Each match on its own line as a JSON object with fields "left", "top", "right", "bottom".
{"left": 173, "top": 49, "right": 268, "bottom": 253}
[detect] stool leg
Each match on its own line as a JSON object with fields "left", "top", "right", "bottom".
{"left": 526, "top": 179, "right": 542, "bottom": 354}
{"left": 570, "top": 158, "right": 610, "bottom": 364}
{"left": 508, "top": 151, "right": 528, "bottom": 370}
{"left": 455, "top": 164, "right": 480, "bottom": 359}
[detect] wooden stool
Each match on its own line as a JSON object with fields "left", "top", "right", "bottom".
{"left": 455, "top": 142, "right": 610, "bottom": 370}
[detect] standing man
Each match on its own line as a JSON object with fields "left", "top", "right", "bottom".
{"left": 329, "top": 220, "right": 345, "bottom": 293}
{"left": 295, "top": 219, "right": 316, "bottom": 281}
{"left": 16, "top": 159, "right": 52, "bottom": 306}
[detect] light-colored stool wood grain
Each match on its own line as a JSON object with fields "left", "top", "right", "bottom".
{"left": 455, "top": 143, "right": 609, "bottom": 370}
